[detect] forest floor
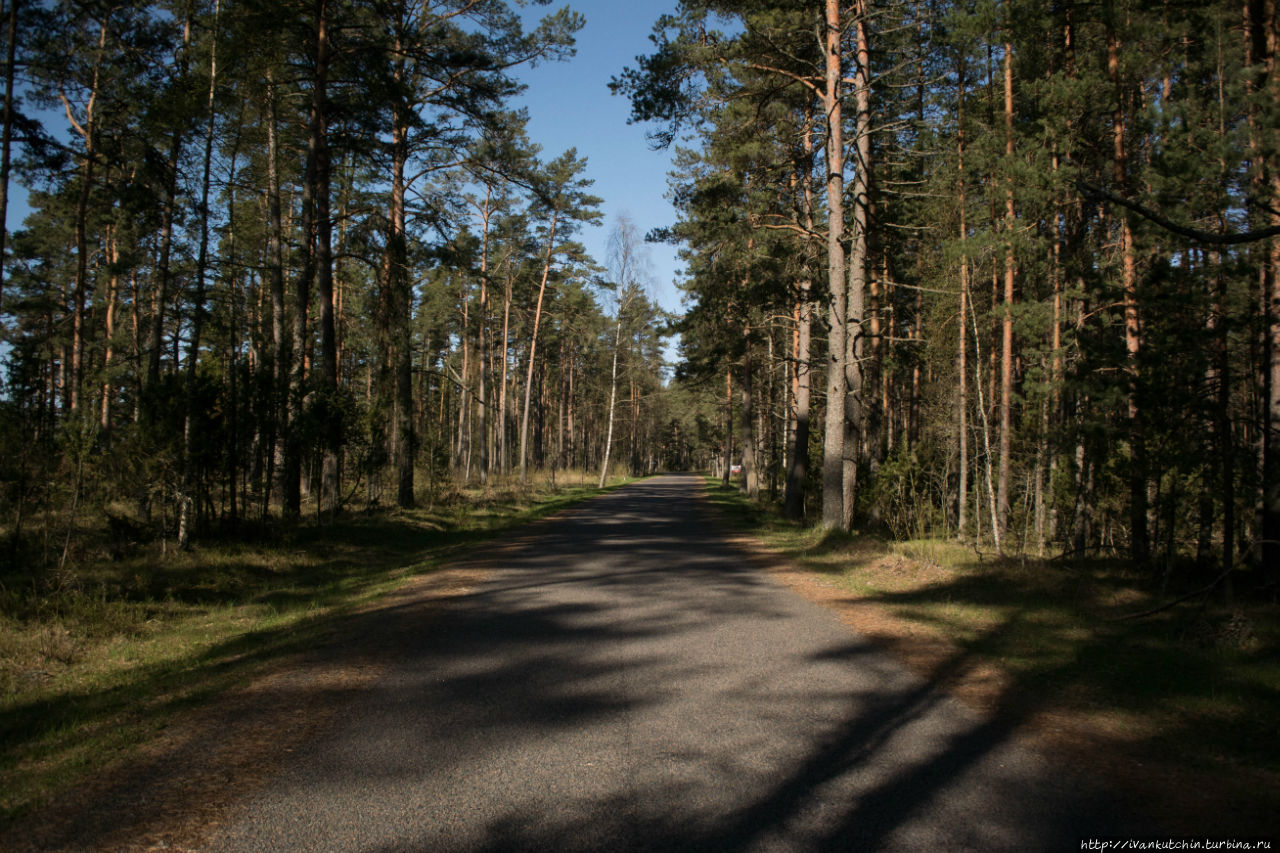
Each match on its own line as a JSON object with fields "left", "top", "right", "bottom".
{"left": 0, "top": 471, "right": 628, "bottom": 850}
{"left": 702, "top": 480, "right": 1279, "bottom": 838}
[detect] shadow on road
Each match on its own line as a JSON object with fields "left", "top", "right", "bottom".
{"left": 18, "top": 476, "right": 1150, "bottom": 852}
{"left": 210, "top": 476, "right": 1144, "bottom": 852}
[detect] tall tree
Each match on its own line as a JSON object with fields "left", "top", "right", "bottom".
{"left": 519, "top": 149, "right": 601, "bottom": 484}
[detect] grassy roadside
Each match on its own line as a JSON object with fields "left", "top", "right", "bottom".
{"left": 702, "top": 479, "right": 1279, "bottom": 834}
{"left": 0, "top": 472, "right": 631, "bottom": 829}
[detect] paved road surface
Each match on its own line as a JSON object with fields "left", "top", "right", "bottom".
{"left": 211, "top": 474, "right": 1141, "bottom": 852}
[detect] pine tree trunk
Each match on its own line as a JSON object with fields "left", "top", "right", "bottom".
{"left": 785, "top": 289, "right": 812, "bottom": 519}
{"left": 741, "top": 341, "right": 758, "bottom": 498}
{"left": 381, "top": 15, "right": 416, "bottom": 507}
{"left": 969, "top": 281, "right": 1002, "bottom": 552}
{"left": 499, "top": 266, "right": 512, "bottom": 475}
{"left": 457, "top": 272, "right": 471, "bottom": 477}
{"left": 784, "top": 126, "right": 816, "bottom": 519}
{"left": 286, "top": 35, "right": 320, "bottom": 519}
{"left": 311, "top": 0, "right": 340, "bottom": 519}
{"left": 520, "top": 209, "right": 559, "bottom": 484}
{"left": 956, "top": 60, "right": 970, "bottom": 539}
{"left": 265, "top": 70, "right": 288, "bottom": 520}
{"left": 66, "top": 20, "right": 107, "bottom": 414}
{"left": 1248, "top": 0, "right": 1280, "bottom": 576}
{"left": 477, "top": 190, "right": 492, "bottom": 485}
{"left": 99, "top": 227, "right": 117, "bottom": 430}
{"left": 723, "top": 367, "right": 733, "bottom": 487}
{"left": 0, "top": 0, "right": 17, "bottom": 312}
{"left": 599, "top": 304, "right": 623, "bottom": 488}
{"left": 148, "top": 14, "right": 189, "bottom": 391}
{"left": 1107, "top": 15, "right": 1148, "bottom": 566}
{"left": 821, "top": 0, "right": 848, "bottom": 528}
{"left": 996, "top": 36, "right": 1016, "bottom": 547}
{"left": 842, "top": 1, "right": 871, "bottom": 530}
{"left": 178, "top": 0, "right": 220, "bottom": 549}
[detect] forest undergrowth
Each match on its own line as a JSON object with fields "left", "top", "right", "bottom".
{"left": 703, "top": 478, "right": 1279, "bottom": 835}
{"left": 0, "top": 471, "right": 628, "bottom": 827}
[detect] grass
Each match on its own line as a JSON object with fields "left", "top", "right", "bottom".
{"left": 0, "top": 471, "right": 631, "bottom": 826}
{"left": 702, "top": 479, "right": 1280, "bottom": 796}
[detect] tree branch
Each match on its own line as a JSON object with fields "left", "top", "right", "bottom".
{"left": 1079, "top": 181, "right": 1280, "bottom": 245}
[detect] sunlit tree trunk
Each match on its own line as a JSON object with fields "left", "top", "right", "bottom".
{"left": 821, "top": 0, "right": 848, "bottom": 527}
{"left": 498, "top": 263, "right": 513, "bottom": 475}
{"left": 996, "top": 35, "right": 1016, "bottom": 547}
{"left": 63, "top": 18, "right": 107, "bottom": 414}
{"left": 477, "top": 189, "right": 493, "bottom": 485}
{"left": 99, "top": 226, "right": 118, "bottom": 430}
{"left": 599, "top": 300, "right": 623, "bottom": 488}
{"left": 520, "top": 208, "right": 559, "bottom": 484}
{"left": 842, "top": 0, "right": 871, "bottom": 530}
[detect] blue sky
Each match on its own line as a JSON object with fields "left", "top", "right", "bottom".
{"left": 4, "top": 1, "right": 688, "bottom": 314}
{"left": 514, "top": 1, "right": 684, "bottom": 315}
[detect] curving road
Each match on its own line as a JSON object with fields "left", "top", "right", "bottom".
{"left": 211, "top": 474, "right": 1141, "bottom": 852}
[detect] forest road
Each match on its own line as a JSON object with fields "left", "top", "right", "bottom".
{"left": 209, "top": 473, "right": 1148, "bottom": 853}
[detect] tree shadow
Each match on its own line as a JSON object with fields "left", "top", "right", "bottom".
{"left": 13, "top": 474, "right": 1242, "bottom": 851}
{"left": 0, "top": 488, "right": 620, "bottom": 847}
{"left": 199, "top": 476, "right": 1156, "bottom": 853}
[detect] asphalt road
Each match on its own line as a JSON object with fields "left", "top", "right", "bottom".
{"left": 210, "top": 474, "right": 1142, "bottom": 853}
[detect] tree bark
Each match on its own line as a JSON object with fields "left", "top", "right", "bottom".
{"left": 147, "top": 17, "right": 188, "bottom": 390}
{"left": 1246, "top": 0, "right": 1280, "bottom": 575}
{"left": 66, "top": 18, "right": 107, "bottom": 414}
{"left": 956, "top": 57, "right": 970, "bottom": 538}
{"left": 820, "top": 0, "right": 848, "bottom": 528}
{"left": 784, "top": 120, "right": 816, "bottom": 519}
{"left": 723, "top": 366, "right": 733, "bottom": 487}
{"left": 99, "top": 226, "right": 117, "bottom": 429}
{"left": 177, "top": 0, "right": 220, "bottom": 549}
{"left": 0, "top": 0, "right": 17, "bottom": 312}
{"left": 996, "top": 35, "right": 1016, "bottom": 547}
{"left": 498, "top": 262, "right": 513, "bottom": 475}
{"left": 311, "top": 0, "right": 339, "bottom": 518}
{"left": 477, "top": 189, "right": 493, "bottom": 485}
{"left": 842, "top": 0, "right": 871, "bottom": 530}
{"left": 599, "top": 295, "right": 623, "bottom": 488}
{"left": 785, "top": 288, "right": 812, "bottom": 519}
{"left": 265, "top": 70, "right": 288, "bottom": 520}
{"left": 1107, "top": 10, "right": 1149, "bottom": 566}
{"left": 741, "top": 340, "right": 759, "bottom": 498}
{"left": 520, "top": 208, "right": 559, "bottom": 484}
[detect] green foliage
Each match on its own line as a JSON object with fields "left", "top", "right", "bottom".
{"left": 864, "top": 444, "right": 952, "bottom": 541}
{"left": 617, "top": 0, "right": 1278, "bottom": 580}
